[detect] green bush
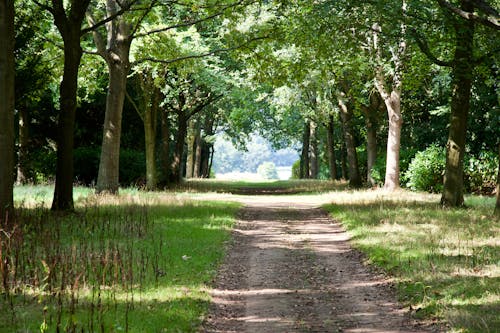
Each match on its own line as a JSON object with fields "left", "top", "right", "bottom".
{"left": 464, "top": 151, "right": 498, "bottom": 194}
{"left": 257, "top": 161, "right": 279, "bottom": 180}
{"left": 404, "top": 144, "right": 446, "bottom": 193}
{"left": 73, "top": 147, "right": 145, "bottom": 186}
{"left": 30, "top": 147, "right": 56, "bottom": 184}
{"left": 370, "top": 149, "right": 417, "bottom": 187}
{"left": 291, "top": 160, "right": 301, "bottom": 179}
{"left": 119, "top": 149, "right": 146, "bottom": 186}
{"left": 74, "top": 147, "right": 100, "bottom": 185}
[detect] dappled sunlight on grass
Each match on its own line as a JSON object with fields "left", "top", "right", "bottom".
{"left": 324, "top": 189, "right": 499, "bottom": 333}
{"left": 2, "top": 190, "right": 240, "bottom": 332}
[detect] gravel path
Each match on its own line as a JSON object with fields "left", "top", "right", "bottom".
{"left": 200, "top": 196, "right": 438, "bottom": 333}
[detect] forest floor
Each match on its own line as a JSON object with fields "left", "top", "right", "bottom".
{"left": 200, "top": 194, "right": 440, "bottom": 333}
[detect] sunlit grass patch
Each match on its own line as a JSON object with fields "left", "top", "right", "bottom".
{"left": 179, "top": 178, "right": 348, "bottom": 194}
{"left": 324, "top": 190, "right": 499, "bottom": 332}
{"left": 2, "top": 191, "right": 239, "bottom": 332}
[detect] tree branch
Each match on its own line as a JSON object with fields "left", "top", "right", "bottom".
{"left": 134, "top": 35, "right": 268, "bottom": 65}
{"left": 438, "top": 0, "right": 500, "bottom": 30}
{"left": 134, "top": 0, "right": 252, "bottom": 38}
{"left": 80, "top": 0, "right": 139, "bottom": 36}
{"left": 410, "top": 28, "right": 453, "bottom": 67}
{"left": 33, "top": 0, "right": 56, "bottom": 15}
{"left": 130, "top": 0, "right": 159, "bottom": 37}
{"left": 187, "top": 94, "right": 223, "bottom": 119}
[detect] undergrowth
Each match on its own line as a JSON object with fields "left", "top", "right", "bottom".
{"left": 1, "top": 192, "right": 239, "bottom": 332}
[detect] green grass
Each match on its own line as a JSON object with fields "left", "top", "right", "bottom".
{"left": 324, "top": 190, "right": 499, "bottom": 333}
{"left": 177, "top": 178, "right": 348, "bottom": 194}
{"left": 2, "top": 190, "right": 240, "bottom": 332}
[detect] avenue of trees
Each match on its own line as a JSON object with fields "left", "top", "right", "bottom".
{"left": 0, "top": 0, "right": 499, "bottom": 219}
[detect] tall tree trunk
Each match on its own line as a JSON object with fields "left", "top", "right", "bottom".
{"left": 0, "top": 0, "right": 15, "bottom": 222}
{"left": 495, "top": 143, "right": 500, "bottom": 216}
{"left": 185, "top": 120, "right": 196, "bottom": 178}
{"left": 326, "top": 114, "right": 337, "bottom": 180}
{"left": 170, "top": 112, "right": 188, "bottom": 183}
{"left": 372, "top": 15, "right": 406, "bottom": 191}
{"left": 160, "top": 110, "right": 171, "bottom": 184}
{"left": 300, "top": 121, "right": 311, "bottom": 179}
{"left": 143, "top": 88, "right": 160, "bottom": 191}
{"left": 380, "top": 91, "right": 403, "bottom": 190}
{"left": 309, "top": 121, "right": 319, "bottom": 179}
{"left": 90, "top": 1, "right": 132, "bottom": 194}
{"left": 46, "top": 0, "right": 91, "bottom": 210}
{"left": 193, "top": 123, "right": 202, "bottom": 178}
{"left": 52, "top": 33, "right": 83, "bottom": 211}
{"left": 441, "top": 0, "right": 475, "bottom": 207}
{"left": 200, "top": 117, "right": 214, "bottom": 178}
{"left": 16, "top": 107, "right": 30, "bottom": 184}
{"left": 338, "top": 97, "right": 362, "bottom": 188}
{"left": 96, "top": 63, "right": 129, "bottom": 193}
{"left": 341, "top": 142, "right": 347, "bottom": 180}
{"left": 362, "top": 93, "right": 381, "bottom": 187}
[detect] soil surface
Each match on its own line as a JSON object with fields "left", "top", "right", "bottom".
{"left": 200, "top": 195, "right": 439, "bottom": 333}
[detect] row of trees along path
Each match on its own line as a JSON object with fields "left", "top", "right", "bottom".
{"left": 1, "top": 0, "right": 500, "bottom": 220}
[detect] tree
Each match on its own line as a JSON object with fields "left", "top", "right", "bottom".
{"left": 87, "top": 0, "right": 149, "bottom": 194}
{"left": 336, "top": 83, "right": 362, "bottom": 188}
{"left": 35, "top": 0, "right": 91, "bottom": 210}
{"left": 411, "top": 0, "right": 500, "bottom": 206}
{"left": 127, "top": 69, "right": 161, "bottom": 190}
{"left": 0, "top": 0, "right": 15, "bottom": 222}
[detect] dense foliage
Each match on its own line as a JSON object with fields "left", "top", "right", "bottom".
{"left": 0, "top": 0, "right": 498, "bottom": 211}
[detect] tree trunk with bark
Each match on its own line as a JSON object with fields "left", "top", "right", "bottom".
{"left": 341, "top": 143, "right": 347, "bottom": 180}
{"left": 300, "top": 121, "right": 311, "bottom": 179}
{"left": 326, "top": 114, "right": 337, "bottom": 180}
{"left": 52, "top": 29, "right": 84, "bottom": 211}
{"left": 91, "top": 3, "right": 132, "bottom": 194}
{"left": 170, "top": 111, "right": 188, "bottom": 183}
{"left": 200, "top": 117, "right": 215, "bottom": 178}
{"left": 309, "top": 121, "right": 319, "bottom": 179}
{"left": 338, "top": 96, "right": 362, "bottom": 188}
{"left": 372, "top": 17, "right": 406, "bottom": 191}
{"left": 361, "top": 93, "right": 382, "bottom": 187}
{"left": 441, "top": 0, "right": 475, "bottom": 207}
{"left": 193, "top": 123, "right": 202, "bottom": 178}
{"left": 185, "top": 120, "right": 196, "bottom": 178}
{"left": 16, "top": 107, "right": 30, "bottom": 184}
{"left": 143, "top": 87, "right": 160, "bottom": 190}
{"left": 495, "top": 143, "right": 500, "bottom": 216}
{"left": 0, "top": 0, "right": 15, "bottom": 222}
{"left": 160, "top": 110, "right": 171, "bottom": 184}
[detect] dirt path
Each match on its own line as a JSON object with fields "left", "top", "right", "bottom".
{"left": 201, "top": 196, "right": 437, "bottom": 333}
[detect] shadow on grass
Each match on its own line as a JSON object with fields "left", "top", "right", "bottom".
{"left": 0, "top": 200, "right": 239, "bottom": 333}
{"left": 324, "top": 195, "right": 499, "bottom": 333}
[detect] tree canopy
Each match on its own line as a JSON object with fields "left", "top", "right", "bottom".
{"left": 0, "top": 0, "right": 498, "bottom": 211}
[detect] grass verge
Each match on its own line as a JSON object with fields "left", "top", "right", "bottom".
{"left": 2, "top": 191, "right": 239, "bottom": 332}
{"left": 178, "top": 179, "right": 348, "bottom": 194}
{"left": 324, "top": 190, "right": 499, "bottom": 333}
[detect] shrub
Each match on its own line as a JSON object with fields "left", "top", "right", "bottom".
{"left": 74, "top": 147, "right": 100, "bottom": 185}
{"left": 73, "top": 147, "right": 145, "bottom": 186}
{"left": 291, "top": 160, "right": 301, "bottom": 179}
{"left": 257, "top": 161, "right": 279, "bottom": 180}
{"left": 370, "top": 149, "right": 417, "bottom": 187}
{"left": 404, "top": 144, "right": 446, "bottom": 193}
{"left": 30, "top": 147, "right": 56, "bottom": 184}
{"left": 464, "top": 151, "right": 498, "bottom": 194}
{"left": 119, "top": 149, "right": 146, "bottom": 186}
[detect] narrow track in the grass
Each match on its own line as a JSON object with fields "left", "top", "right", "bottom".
{"left": 200, "top": 195, "right": 438, "bottom": 333}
